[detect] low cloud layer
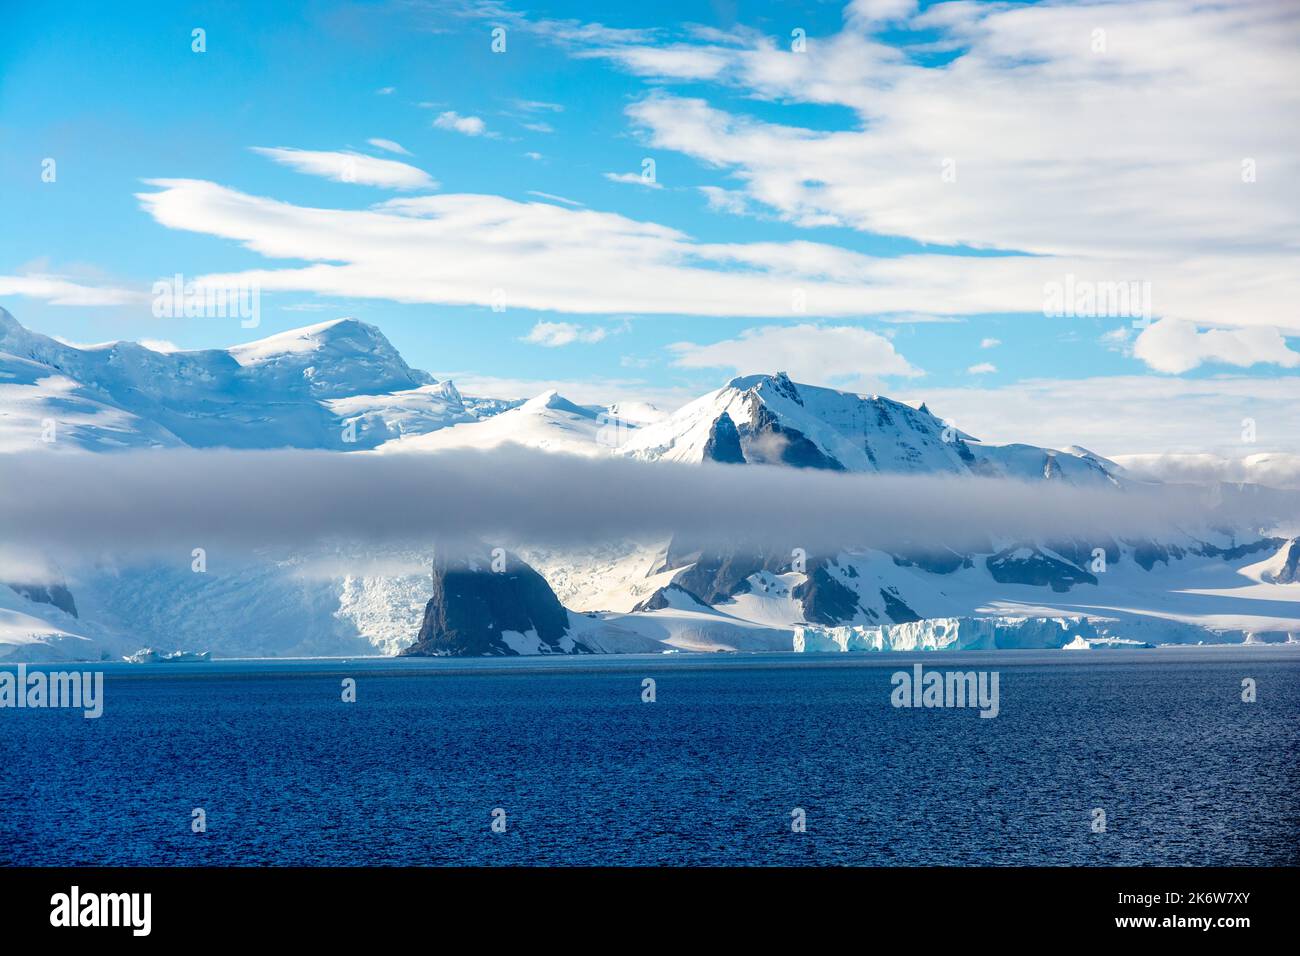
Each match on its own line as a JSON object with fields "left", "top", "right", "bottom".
{"left": 1113, "top": 453, "right": 1300, "bottom": 490}
{"left": 0, "top": 447, "right": 1286, "bottom": 563}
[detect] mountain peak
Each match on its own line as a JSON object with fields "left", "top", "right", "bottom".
{"left": 725, "top": 371, "right": 792, "bottom": 390}
{"left": 228, "top": 316, "right": 433, "bottom": 398}
{"left": 521, "top": 390, "right": 593, "bottom": 418}
{"left": 230, "top": 317, "right": 383, "bottom": 362}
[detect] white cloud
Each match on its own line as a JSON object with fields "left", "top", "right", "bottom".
{"left": 134, "top": 179, "right": 1300, "bottom": 326}
{"left": 699, "top": 185, "right": 751, "bottom": 215}
{"left": 375, "top": 87, "right": 395, "bottom": 95}
{"left": 668, "top": 323, "right": 920, "bottom": 390}
{"left": 1110, "top": 452, "right": 1300, "bottom": 489}
{"left": 0, "top": 274, "right": 143, "bottom": 306}
{"left": 979, "top": 337, "right": 1000, "bottom": 349}
{"left": 514, "top": 99, "right": 564, "bottom": 113}
{"left": 522, "top": 321, "right": 608, "bottom": 346}
{"left": 847, "top": 0, "right": 918, "bottom": 24}
{"left": 622, "top": 2, "right": 1300, "bottom": 262}
{"left": 905, "top": 376, "right": 1300, "bottom": 458}
{"left": 433, "top": 111, "right": 488, "bottom": 136}
{"left": 525, "top": 190, "right": 582, "bottom": 207}
{"left": 1100, "top": 327, "right": 1132, "bottom": 353}
{"left": 587, "top": 0, "right": 1300, "bottom": 373}
{"left": 251, "top": 146, "right": 436, "bottom": 190}
{"left": 581, "top": 44, "right": 731, "bottom": 80}
{"left": 367, "top": 138, "right": 412, "bottom": 156}
{"left": 604, "top": 171, "right": 663, "bottom": 190}
{"left": 1133, "top": 318, "right": 1300, "bottom": 374}
{"left": 967, "top": 362, "right": 997, "bottom": 375}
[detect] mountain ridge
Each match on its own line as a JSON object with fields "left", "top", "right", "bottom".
{"left": 2, "top": 307, "right": 1296, "bottom": 660}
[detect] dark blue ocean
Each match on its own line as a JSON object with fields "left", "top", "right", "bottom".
{"left": 2, "top": 648, "right": 1297, "bottom": 866}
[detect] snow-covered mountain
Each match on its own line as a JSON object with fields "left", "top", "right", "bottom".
{"left": 0, "top": 307, "right": 473, "bottom": 451}
{"left": 379, "top": 389, "right": 632, "bottom": 458}
{"left": 2, "top": 308, "right": 1296, "bottom": 660}
{"left": 618, "top": 371, "right": 1121, "bottom": 486}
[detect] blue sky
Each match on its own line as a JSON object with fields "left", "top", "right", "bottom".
{"left": 2, "top": 0, "right": 1298, "bottom": 454}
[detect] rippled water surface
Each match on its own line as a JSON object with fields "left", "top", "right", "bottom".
{"left": 3, "top": 648, "right": 1297, "bottom": 865}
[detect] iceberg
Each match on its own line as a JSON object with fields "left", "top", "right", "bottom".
{"left": 793, "top": 616, "right": 1098, "bottom": 652}
{"left": 124, "top": 648, "right": 211, "bottom": 664}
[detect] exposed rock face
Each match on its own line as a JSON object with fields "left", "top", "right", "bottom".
{"left": 741, "top": 397, "right": 845, "bottom": 470}
{"left": 1045, "top": 537, "right": 1120, "bottom": 570}
{"left": 891, "top": 546, "right": 970, "bottom": 575}
{"left": 402, "top": 548, "right": 578, "bottom": 656}
{"left": 6, "top": 581, "right": 78, "bottom": 618}
{"left": 701, "top": 411, "right": 745, "bottom": 463}
{"left": 668, "top": 549, "right": 779, "bottom": 605}
{"left": 632, "top": 583, "right": 709, "bottom": 612}
{"left": 650, "top": 542, "right": 872, "bottom": 626}
{"left": 792, "top": 564, "right": 864, "bottom": 624}
{"left": 985, "top": 545, "right": 1098, "bottom": 592}
{"left": 1270, "top": 538, "right": 1300, "bottom": 584}
{"left": 878, "top": 587, "right": 922, "bottom": 624}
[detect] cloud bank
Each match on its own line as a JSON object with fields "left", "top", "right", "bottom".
{"left": 135, "top": 179, "right": 1300, "bottom": 337}
{"left": 0, "top": 447, "right": 1284, "bottom": 561}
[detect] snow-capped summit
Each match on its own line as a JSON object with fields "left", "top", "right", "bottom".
{"left": 618, "top": 371, "right": 1123, "bottom": 485}
{"left": 0, "top": 308, "right": 465, "bottom": 451}
{"left": 619, "top": 370, "right": 979, "bottom": 471}
{"left": 381, "top": 387, "right": 626, "bottom": 457}
{"left": 227, "top": 317, "right": 433, "bottom": 398}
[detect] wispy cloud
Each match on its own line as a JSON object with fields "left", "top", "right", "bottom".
{"left": 135, "top": 179, "right": 1300, "bottom": 331}
{"left": 251, "top": 146, "right": 436, "bottom": 190}
{"left": 513, "top": 99, "right": 564, "bottom": 113}
{"left": 669, "top": 324, "right": 920, "bottom": 391}
{"left": 367, "top": 138, "right": 412, "bottom": 156}
{"left": 0, "top": 274, "right": 143, "bottom": 306}
{"left": 526, "top": 190, "right": 582, "bottom": 206}
{"left": 433, "top": 111, "right": 489, "bottom": 136}
{"left": 604, "top": 171, "right": 663, "bottom": 190}
{"left": 522, "top": 321, "right": 608, "bottom": 346}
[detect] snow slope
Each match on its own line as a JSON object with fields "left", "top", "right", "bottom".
{"left": 0, "top": 308, "right": 472, "bottom": 451}
{"left": 618, "top": 371, "right": 1123, "bottom": 486}
{"left": 378, "top": 389, "right": 634, "bottom": 457}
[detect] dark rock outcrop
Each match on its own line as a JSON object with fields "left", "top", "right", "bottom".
{"left": 1125, "top": 538, "right": 1186, "bottom": 571}
{"left": 739, "top": 396, "right": 845, "bottom": 470}
{"left": 879, "top": 587, "right": 922, "bottom": 624}
{"left": 401, "top": 548, "right": 578, "bottom": 656}
{"left": 669, "top": 550, "right": 780, "bottom": 605}
{"left": 891, "top": 546, "right": 970, "bottom": 575}
{"left": 792, "top": 563, "right": 863, "bottom": 624}
{"left": 986, "top": 545, "right": 1097, "bottom": 592}
{"left": 5, "top": 581, "right": 78, "bottom": 618}
{"left": 702, "top": 411, "right": 746, "bottom": 463}
{"left": 1045, "top": 537, "right": 1120, "bottom": 570}
{"left": 632, "top": 583, "right": 711, "bottom": 612}
{"left": 1269, "top": 538, "right": 1300, "bottom": 584}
